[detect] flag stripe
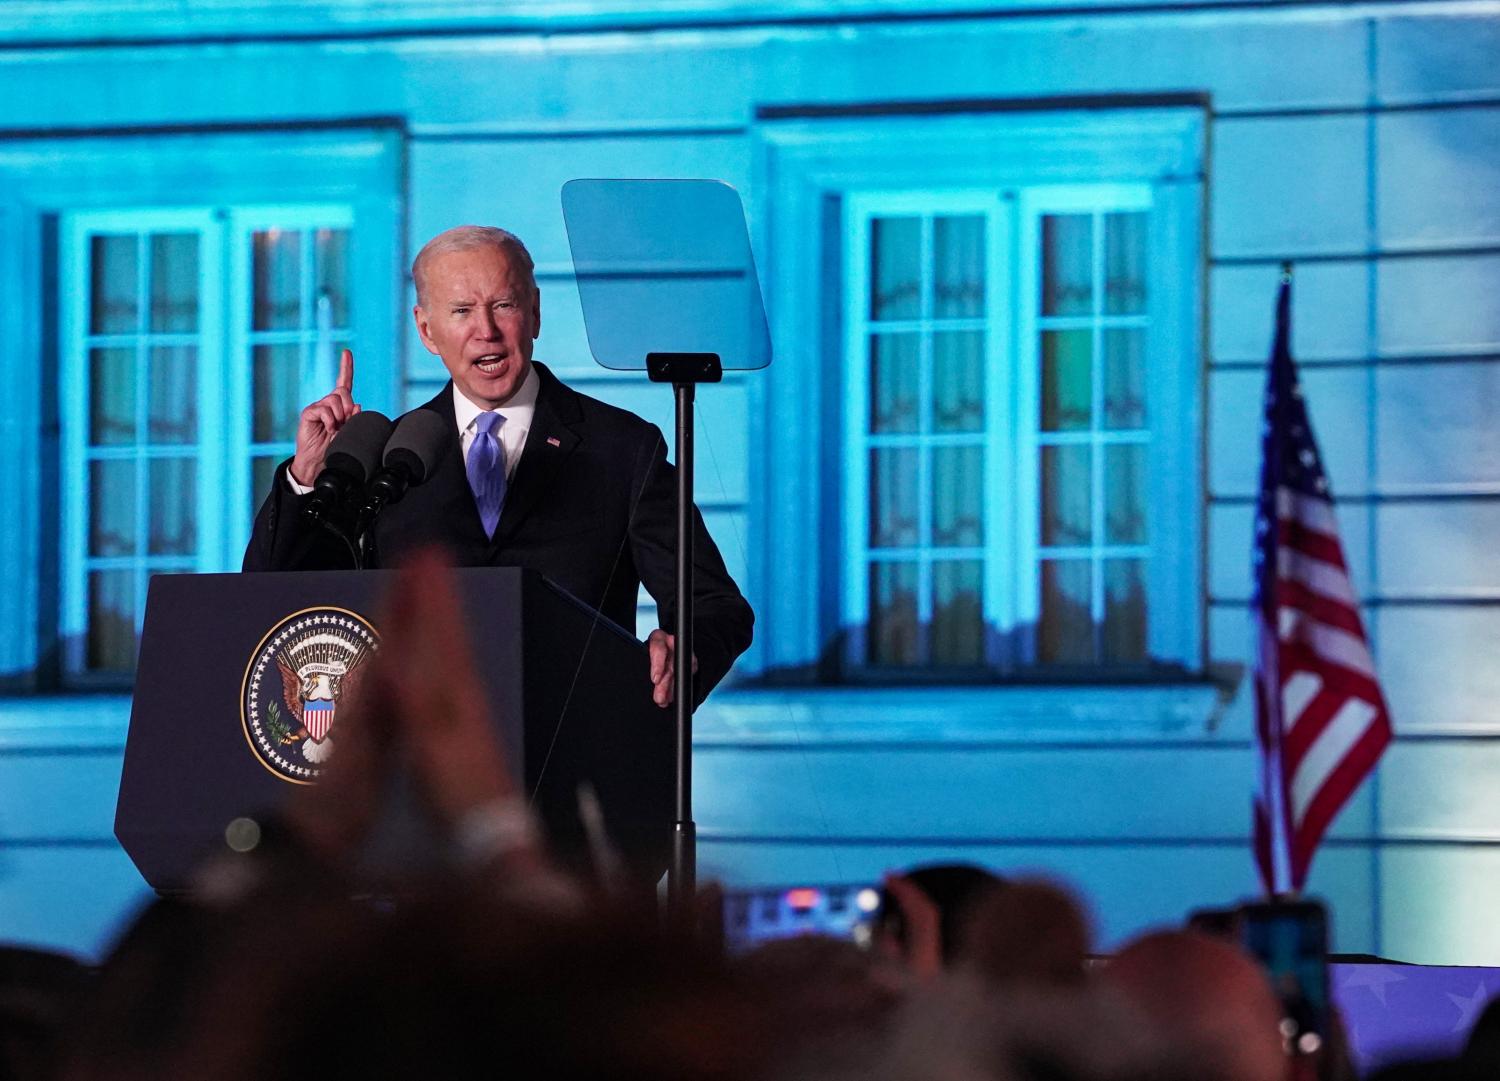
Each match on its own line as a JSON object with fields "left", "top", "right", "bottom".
{"left": 1277, "top": 548, "right": 1360, "bottom": 609}
{"left": 1276, "top": 488, "right": 1341, "bottom": 538}
{"left": 1297, "top": 719, "right": 1391, "bottom": 855}
{"left": 1278, "top": 610, "right": 1377, "bottom": 679}
{"left": 1291, "top": 719, "right": 1392, "bottom": 885}
{"left": 1279, "top": 519, "right": 1348, "bottom": 571}
{"left": 1278, "top": 642, "right": 1384, "bottom": 702}
{"left": 1290, "top": 697, "right": 1379, "bottom": 822}
{"left": 1275, "top": 579, "right": 1365, "bottom": 639}
{"left": 1281, "top": 670, "right": 1323, "bottom": 728}
{"left": 1282, "top": 684, "right": 1344, "bottom": 777}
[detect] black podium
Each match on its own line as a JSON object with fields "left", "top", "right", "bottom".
{"left": 115, "top": 568, "right": 672, "bottom": 892}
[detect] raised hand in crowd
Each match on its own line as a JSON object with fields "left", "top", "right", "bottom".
{"left": 871, "top": 863, "right": 1006, "bottom": 983}
{"left": 281, "top": 547, "right": 551, "bottom": 882}
{"left": 873, "top": 872, "right": 945, "bottom": 984}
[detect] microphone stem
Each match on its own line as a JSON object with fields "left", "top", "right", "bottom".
{"left": 354, "top": 467, "right": 413, "bottom": 548}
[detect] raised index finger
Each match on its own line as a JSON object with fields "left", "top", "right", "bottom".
{"left": 335, "top": 348, "right": 354, "bottom": 393}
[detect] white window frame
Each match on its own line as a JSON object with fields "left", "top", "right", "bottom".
{"left": 59, "top": 208, "right": 226, "bottom": 681}
{"left": 842, "top": 189, "right": 1014, "bottom": 671}
{"left": 841, "top": 183, "right": 1163, "bottom": 674}
{"left": 225, "top": 204, "right": 357, "bottom": 558}
{"left": 59, "top": 203, "right": 356, "bottom": 682}
{"left": 755, "top": 106, "right": 1205, "bottom": 681}
{"left": 1014, "top": 183, "right": 1158, "bottom": 666}
{"left": 0, "top": 125, "right": 401, "bottom": 693}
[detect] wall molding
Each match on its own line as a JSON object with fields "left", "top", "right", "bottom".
{"left": 0, "top": 696, "right": 131, "bottom": 751}
{"left": 0, "top": 0, "right": 1480, "bottom": 49}
{"left": 696, "top": 681, "right": 1236, "bottom": 745}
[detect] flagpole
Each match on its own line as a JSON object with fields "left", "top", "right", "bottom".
{"left": 1272, "top": 259, "right": 1296, "bottom": 893}
{"left": 1260, "top": 260, "right": 1296, "bottom": 898}
{"left": 1275, "top": 260, "right": 1295, "bottom": 898}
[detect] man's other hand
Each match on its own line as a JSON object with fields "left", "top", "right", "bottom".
{"left": 289, "top": 348, "right": 361, "bottom": 486}
{"left": 646, "top": 629, "right": 698, "bottom": 708}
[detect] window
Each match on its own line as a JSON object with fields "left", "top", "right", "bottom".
{"left": 844, "top": 194, "right": 998, "bottom": 672}
{"left": 844, "top": 185, "right": 1155, "bottom": 675}
{"left": 1024, "top": 191, "right": 1152, "bottom": 668}
{"left": 59, "top": 206, "right": 353, "bottom": 682}
{"left": 237, "top": 211, "right": 355, "bottom": 525}
{"left": 757, "top": 108, "right": 1204, "bottom": 681}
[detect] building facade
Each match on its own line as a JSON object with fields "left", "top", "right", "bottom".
{"left": 1, "top": 0, "right": 1498, "bottom": 962}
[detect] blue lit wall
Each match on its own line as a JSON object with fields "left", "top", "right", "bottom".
{"left": 1, "top": 0, "right": 1498, "bottom": 963}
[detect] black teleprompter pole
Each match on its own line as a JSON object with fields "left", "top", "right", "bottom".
{"left": 647, "top": 351, "right": 722, "bottom": 921}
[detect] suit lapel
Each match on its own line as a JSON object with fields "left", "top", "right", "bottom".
{"left": 492, "top": 362, "right": 583, "bottom": 548}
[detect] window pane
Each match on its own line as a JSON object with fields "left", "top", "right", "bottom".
{"left": 870, "top": 447, "right": 919, "bottom": 548}
{"left": 869, "top": 333, "right": 919, "bottom": 434}
{"left": 149, "top": 233, "right": 199, "bottom": 332}
{"left": 89, "top": 348, "right": 136, "bottom": 446}
{"left": 90, "top": 234, "right": 138, "bottom": 334}
{"left": 253, "top": 343, "right": 303, "bottom": 443}
{"left": 870, "top": 217, "right": 920, "bottom": 321}
{"left": 1103, "top": 558, "right": 1148, "bottom": 662}
{"left": 1041, "top": 214, "right": 1092, "bottom": 316}
{"left": 932, "top": 444, "right": 982, "bottom": 547}
{"left": 933, "top": 215, "right": 984, "bottom": 318}
{"left": 89, "top": 459, "right": 137, "bottom": 557}
{"left": 933, "top": 331, "right": 984, "bottom": 433}
{"left": 147, "top": 457, "right": 197, "bottom": 556}
{"left": 1039, "top": 558, "right": 1092, "bottom": 664}
{"left": 87, "top": 570, "right": 137, "bottom": 673}
{"left": 1103, "top": 329, "right": 1147, "bottom": 430}
{"left": 869, "top": 561, "right": 919, "bottom": 666}
{"left": 314, "top": 228, "right": 350, "bottom": 328}
{"left": 253, "top": 229, "right": 302, "bottom": 330}
{"left": 1104, "top": 212, "right": 1148, "bottom": 315}
{"left": 1041, "top": 330, "right": 1092, "bottom": 432}
{"left": 147, "top": 346, "right": 197, "bottom": 444}
{"left": 932, "top": 559, "right": 983, "bottom": 665}
{"left": 1104, "top": 444, "right": 1148, "bottom": 545}
{"left": 1041, "top": 444, "right": 1091, "bottom": 547}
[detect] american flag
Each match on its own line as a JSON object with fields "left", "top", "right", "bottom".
{"left": 1252, "top": 273, "right": 1392, "bottom": 895}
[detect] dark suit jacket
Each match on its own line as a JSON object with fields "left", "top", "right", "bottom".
{"left": 243, "top": 362, "right": 753, "bottom": 701}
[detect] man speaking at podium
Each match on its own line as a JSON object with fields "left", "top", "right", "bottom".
{"left": 243, "top": 225, "right": 753, "bottom": 707}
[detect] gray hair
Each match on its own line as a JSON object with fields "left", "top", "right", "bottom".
{"left": 411, "top": 225, "right": 537, "bottom": 308}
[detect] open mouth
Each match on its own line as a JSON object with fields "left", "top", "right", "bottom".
{"left": 474, "top": 354, "right": 506, "bottom": 373}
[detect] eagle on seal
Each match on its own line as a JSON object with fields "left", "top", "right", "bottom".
{"left": 275, "top": 651, "right": 370, "bottom": 765}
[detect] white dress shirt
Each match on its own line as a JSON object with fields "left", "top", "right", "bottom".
{"left": 286, "top": 364, "right": 540, "bottom": 494}
{"left": 451, "top": 363, "right": 538, "bottom": 482}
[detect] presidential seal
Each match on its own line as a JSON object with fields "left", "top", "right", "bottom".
{"left": 241, "top": 608, "right": 380, "bottom": 783}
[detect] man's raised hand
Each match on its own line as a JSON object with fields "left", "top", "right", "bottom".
{"left": 289, "top": 348, "right": 361, "bottom": 486}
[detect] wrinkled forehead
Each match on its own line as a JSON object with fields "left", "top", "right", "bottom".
{"left": 428, "top": 244, "right": 535, "bottom": 300}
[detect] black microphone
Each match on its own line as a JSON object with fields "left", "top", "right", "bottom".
{"left": 302, "top": 410, "right": 394, "bottom": 525}
{"left": 358, "top": 410, "right": 450, "bottom": 528}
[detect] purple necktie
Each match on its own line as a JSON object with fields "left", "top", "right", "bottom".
{"left": 466, "top": 411, "right": 507, "bottom": 539}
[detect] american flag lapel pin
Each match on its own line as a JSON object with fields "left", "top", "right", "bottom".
{"left": 546, "top": 436, "right": 561, "bottom": 447}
